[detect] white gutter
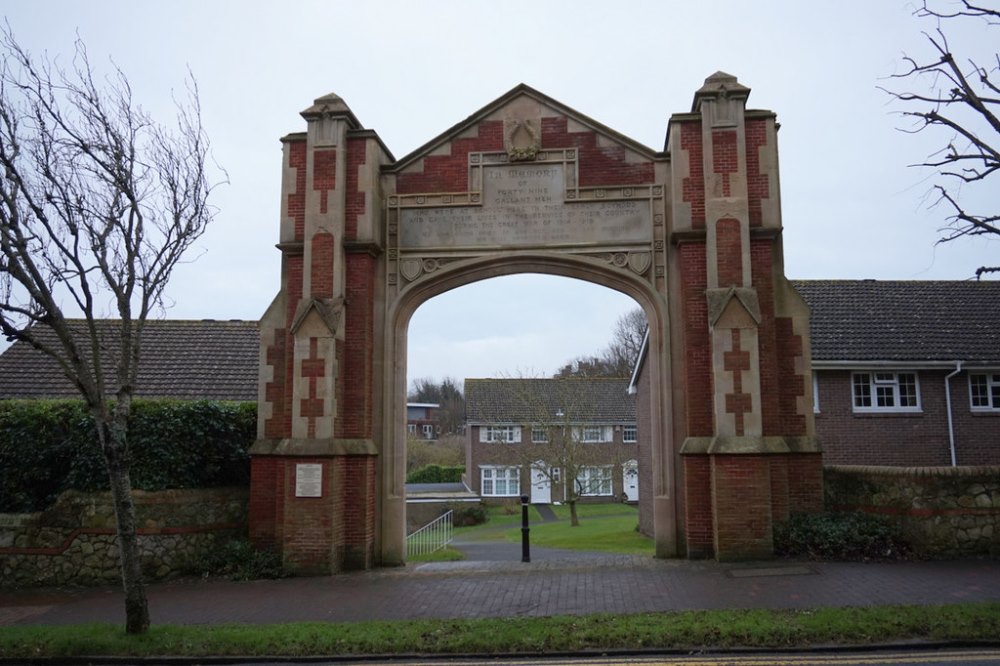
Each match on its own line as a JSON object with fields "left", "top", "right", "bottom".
{"left": 811, "top": 360, "right": 964, "bottom": 370}
{"left": 944, "top": 361, "right": 963, "bottom": 467}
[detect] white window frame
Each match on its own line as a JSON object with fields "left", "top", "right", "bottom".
{"left": 622, "top": 425, "right": 637, "bottom": 443}
{"left": 576, "top": 466, "right": 613, "bottom": 496}
{"left": 407, "top": 424, "right": 416, "bottom": 434}
{"left": 812, "top": 372, "right": 820, "bottom": 414}
{"left": 969, "top": 372, "right": 1000, "bottom": 411}
{"left": 851, "top": 371, "right": 921, "bottom": 413}
{"left": 531, "top": 427, "right": 549, "bottom": 444}
{"left": 480, "top": 466, "right": 520, "bottom": 497}
{"left": 422, "top": 424, "right": 435, "bottom": 439}
{"left": 578, "top": 426, "right": 611, "bottom": 443}
{"left": 479, "top": 425, "right": 522, "bottom": 443}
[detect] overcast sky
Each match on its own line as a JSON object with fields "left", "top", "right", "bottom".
{"left": 3, "top": 1, "right": 997, "bottom": 387}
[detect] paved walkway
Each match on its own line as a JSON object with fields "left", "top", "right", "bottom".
{"left": 2, "top": 557, "right": 998, "bottom": 627}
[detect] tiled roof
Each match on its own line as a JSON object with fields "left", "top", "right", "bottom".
{"left": 792, "top": 280, "right": 1000, "bottom": 365}
{"left": 465, "top": 377, "right": 635, "bottom": 424}
{"left": 0, "top": 320, "right": 259, "bottom": 401}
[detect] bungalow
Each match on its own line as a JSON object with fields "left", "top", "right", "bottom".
{"left": 464, "top": 377, "right": 638, "bottom": 504}
{"left": 793, "top": 279, "right": 1000, "bottom": 467}
{"left": 0, "top": 319, "right": 259, "bottom": 401}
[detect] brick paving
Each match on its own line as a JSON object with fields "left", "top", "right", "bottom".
{"left": 2, "top": 557, "right": 998, "bottom": 627}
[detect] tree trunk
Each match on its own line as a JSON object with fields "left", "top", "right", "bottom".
{"left": 98, "top": 418, "right": 150, "bottom": 635}
{"left": 569, "top": 500, "right": 580, "bottom": 527}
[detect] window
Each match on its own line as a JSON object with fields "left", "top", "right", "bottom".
{"left": 576, "top": 466, "right": 613, "bottom": 496}
{"left": 622, "top": 425, "right": 637, "bottom": 443}
{"left": 422, "top": 424, "right": 435, "bottom": 439}
{"left": 480, "top": 426, "right": 521, "bottom": 443}
{"left": 970, "top": 373, "right": 1000, "bottom": 411}
{"left": 852, "top": 372, "right": 920, "bottom": 412}
{"left": 550, "top": 467, "right": 561, "bottom": 483}
{"left": 481, "top": 466, "right": 520, "bottom": 496}
{"left": 531, "top": 427, "right": 549, "bottom": 443}
{"left": 578, "top": 426, "right": 611, "bottom": 443}
{"left": 407, "top": 424, "right": 416, "bottom": 434}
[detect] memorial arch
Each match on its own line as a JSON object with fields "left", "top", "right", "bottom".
{"left": 249, "top": 74, "right": 822, "bottom": 573}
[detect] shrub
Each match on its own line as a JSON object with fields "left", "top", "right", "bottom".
{"left": 194, "top": 540, "right": 285, "bottom": 581}
{"left": 450, "top": 503, "right": 487, "bottom": 527}
{"left": 774, "top": 511, "right": 911, "bottom": 561}
{"left": 0, "top": 399, "right": 256, "bottom": 512}
{"left": 406, "top": 464, "right": 464, "bottom": 484}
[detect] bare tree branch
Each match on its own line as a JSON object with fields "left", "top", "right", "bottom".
{"left": 881, "top": 2, "right": 1000, "bottom": 276}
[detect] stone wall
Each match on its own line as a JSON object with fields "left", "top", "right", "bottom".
{"left": 0, "top": 487, "right": 247, "bottom": 587}
{"left": 825, "top": 465, "right": 999, "bottom": 558}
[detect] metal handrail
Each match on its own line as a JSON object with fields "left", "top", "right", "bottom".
{"left": 406, "top": 509, "right": 454, "bottom": 557}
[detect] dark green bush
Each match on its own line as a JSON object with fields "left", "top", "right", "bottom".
{"left": 406, "top": 464, "right": 464, "bottom": 484}
{"left": 450, "top": 503, "right": 487, "bottom": 527}
{"left": 193, "top": 540, "right": 285, "bottom": 581}
{"left": 0, "top": 399, "right": 256, "bottom": 512}
{"left": 774, "top": 511, "right": 911, "bottom": 561}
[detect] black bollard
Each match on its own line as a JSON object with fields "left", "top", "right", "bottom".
{"left": 520, "top": 494, "right": 530, "bottom": 563}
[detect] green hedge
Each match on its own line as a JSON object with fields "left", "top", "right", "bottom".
{"left": 406, "top": 464, "right": 464, "bottom": 484}
{"left": 0, "top": 399, "right": 256, "bottom": 513}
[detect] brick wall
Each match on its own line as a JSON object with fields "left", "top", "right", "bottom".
{"left": 750, "top": 239, "right": 780, "bottom": 435}
{"left": 540, "top": 117, "right": 655, "bottom": 186}
{"left": 679, "top": 242, "right": 712, "bottom": 436}
{"left": 711, "top": 455, "right": 773, "bottom": 560}
{"left": 337, "top": 455, "right": 376, "bottom": 569}
{"left": 744, "top": 118, "right": 769, "bottom": 227}
{"left": 396, "top": 121, "right": 503, "bottom": 194}
{"left": 339, "top": 252, "right": 375, "bottom": 439}
{"left": 679, "top": 121, "right": 705, "bottom": 228}
{"left": 815, "top": 369, "right": 999, "bottom": 466}
{"left": 683, "top": 456, "right": 714, "bottom": 557}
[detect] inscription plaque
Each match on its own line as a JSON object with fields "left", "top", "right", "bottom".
{"left": 399, "top": 164, "right": 651, "bottom": 248}
{"left": 295, "top": 463, "right": 323, "bottom": 498}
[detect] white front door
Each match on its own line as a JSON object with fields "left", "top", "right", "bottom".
{"left": 623, "top": 459, "right": 639, "bottom": 502}
{"left": 530, "top": 464, "right": 551, "bottom": 504}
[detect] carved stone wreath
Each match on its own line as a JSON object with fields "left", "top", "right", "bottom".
{"left": 504, "top": 118, "right": 540, "bottom": 162}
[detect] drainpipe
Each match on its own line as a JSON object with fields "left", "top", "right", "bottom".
{"left": 944, "top": 361, "right": 963, "bottom": 467}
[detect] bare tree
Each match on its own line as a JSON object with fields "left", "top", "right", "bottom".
{"left": 883, "top": 1, "right": 1000, "bottom": 278}
{"left": 0, "top": 29, "right": 219, "bottom": 634}
{"left": 555, "top": 307, "right": 647, "bottom": 378}
{"left": 408, "top": 376, "right": 465, "bottom": 434}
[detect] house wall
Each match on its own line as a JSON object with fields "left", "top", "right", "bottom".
{"left": 1, "top": 488, "right": 247, "bottom": 588}
{"left": 467, "top": 424, "right": 637, "bottom": 502}
{"left": 815, "top": 369, "right": 1000, "bottom": 466}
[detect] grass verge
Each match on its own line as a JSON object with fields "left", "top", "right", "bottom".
{"left": 1, "top": 604, "right": 998, "bottom": 657}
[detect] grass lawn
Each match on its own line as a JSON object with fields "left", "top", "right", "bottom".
{"left": 1, "top": 604, "right": 998, "bottom": 658}
{"left": 453, "top": 503, "right": 650, "bottom": 555}
{"left": 504, "top": 504, "right": 654, "bottom": 557}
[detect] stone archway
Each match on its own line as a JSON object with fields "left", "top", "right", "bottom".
{"left": 249, "top": 75, "right": 822, "bottom": 574}
{"left": 381, "top": 254, "right": 676, "bottom": 565}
